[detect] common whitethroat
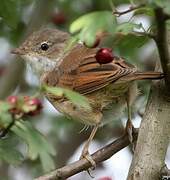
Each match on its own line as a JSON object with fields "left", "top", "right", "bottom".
{"left": 12, "top": 28, "right": 164, "bottom": 166}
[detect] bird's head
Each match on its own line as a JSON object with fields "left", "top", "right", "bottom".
{"left": 12, "top": 28, "right": 70, "bottom": 76}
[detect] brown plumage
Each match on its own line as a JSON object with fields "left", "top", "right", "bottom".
{"left": 11, "top": 28, "right": 164, "bottom": 165}
{"left": 42, "top": 44, "right": 163, "bottom": 94}
{"left": 41, "top": 43, "right": 164, "bottom": 125}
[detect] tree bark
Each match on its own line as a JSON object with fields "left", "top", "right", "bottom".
{"left": 128, "top": 7, "right": 170, "bottom": 179}
{"left": 128, "top": 81, "right": 170, "bottom": 180}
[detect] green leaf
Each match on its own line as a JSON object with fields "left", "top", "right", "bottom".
{"left": 0, "top": 0, "right": 20, "bottom": 28}
{"left": 0, "top": 102, "right": 12, "bottom": 112}
{"left": 12, "top": 120, "right": 56, "bottom": 172}
{"left": 0, "top": 138, "right": 23, "bottom": 165}
{"left": 43, "top": 86, "right": 64, "bottom": 97}
{"left": 134, "top": 7, "right": 154, "bottom": 16}
{"left": 70, "top": 11, "right": 117, "bottom": 47}
{"left": 43, "top": 85, "right": 91, "bottom": 110}
{"left": 0, "top": 101, "right": 13, "bottom": 127}
{"left": 0, "top": 112, "right": 13, "bottom": 128}
{"left": 153, "top": 0, "right": 170, "bottom": 14}
{"left": 114, "top": 34, "right": 149, "bottom": 57}
{"left": 116, "top": 22, "right": 142, "bottom": 35}
{"left": 64, "top": 89, "right": 91, "bottom": 110}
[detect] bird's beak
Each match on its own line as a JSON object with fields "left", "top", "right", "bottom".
{"left": 11, "top": 48, "right": 24, "bottom": 55}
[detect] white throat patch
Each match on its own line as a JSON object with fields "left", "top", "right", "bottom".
{"left": 22, "top": 54, "right": 60, "bottom": 77}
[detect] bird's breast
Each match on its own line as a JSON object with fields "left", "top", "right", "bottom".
{"left": 46, "top": 82, "right": 138, "bottom": 126}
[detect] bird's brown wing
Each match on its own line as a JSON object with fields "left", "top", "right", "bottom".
{"left": 42, "top": 44, "right": 137, "bottom": 95}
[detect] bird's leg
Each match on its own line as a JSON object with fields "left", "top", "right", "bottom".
{"left": 125, "top": 89, "right": 135, "bottom": 143}
{"left": 80, "top": 124, "right": 98, "bottom": 168}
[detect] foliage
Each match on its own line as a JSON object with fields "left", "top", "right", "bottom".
{"left": 0, "top": 0, "right": 170, "bottom": 179}
{"left": 43, "top": 85, "right": 91, "bottom": 110}
{"left": 0, "top": 137, "right": 23, "bottom": 165}
{"left": 0, "top": 97, "right": 55, "bottom": 172}
{"left": 12, "top": 120, "right": 56, "bottom": 172}
{"left": 70, "top": 11, "right": 117, "bottom": 47}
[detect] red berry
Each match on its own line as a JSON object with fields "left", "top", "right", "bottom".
{"left": 98, "top": 177, "right": 112, "bottom": 180}
{"left": 25, "top": 98, "right": 42, "bottom": 116}
{"left": 95, "top": 48, "right": 113, "bottom": 64}
{"left": 7, "top": 96, "right": 18, "bottom": 104}
{"left": 51, "top": 11, "right": 67, "bottom": 25}
{"left": 28, "top": 98, "right": 41, "bottom": 106}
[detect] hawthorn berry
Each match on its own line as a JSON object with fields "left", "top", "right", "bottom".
{"left": 7, "top": 96, "right": 18, "bottom": 104}
{"left": 51, "top": 11, "right": 67, "bottom": 25}
{"left": 95, "top": 48, "right": 113, "bottom": 64}
{"left": 98, "top": 177, "right": 112, "bottom": 180}
{"left": 28, "top": 98, "right": 41, "bottom": 105}
{"left": 25, "top": 98, "right": 42, "bottom": 116}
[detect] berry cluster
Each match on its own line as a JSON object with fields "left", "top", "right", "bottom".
{"left": 7, "top": 96, "right": 42, "bottom": 118}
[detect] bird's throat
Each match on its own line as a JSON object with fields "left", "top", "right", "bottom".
{"left": 22, "top": 54, "right": 60, "bottom": 77}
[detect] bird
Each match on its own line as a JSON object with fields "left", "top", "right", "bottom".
{"left": 11, "top": 28, "right": 164, "bottom": 166}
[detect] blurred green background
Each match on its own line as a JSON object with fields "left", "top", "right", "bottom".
{"left": 0, "top": 0, "right": 169, "bottom": 179}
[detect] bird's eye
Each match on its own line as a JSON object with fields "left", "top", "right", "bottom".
{"left": 40, "top": 42, "right": 49, "bottom": 51}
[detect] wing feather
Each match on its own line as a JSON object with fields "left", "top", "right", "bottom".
{"left": 43, "top": 44, "right": 137, "bottom": 94}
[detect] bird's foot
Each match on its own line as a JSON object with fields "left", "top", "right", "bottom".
{"left": 80, "top": 150, "right": 96, "bottom": 169}
{"left": 125, "top": 119, "right": 136, "bottom": 151}
{"left": 80, "top": 150, "right": 96, "bottom": 178}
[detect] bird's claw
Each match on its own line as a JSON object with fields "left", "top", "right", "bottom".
{"left": 80, "top": 151, "right": 96, "bottom": 169}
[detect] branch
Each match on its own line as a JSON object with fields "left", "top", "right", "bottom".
{"left": 35, "top": 129, "right": 138, "bottom": 180}
{"left": 113, "top": 4, "right": 145, "bottom": 17}
{"left": 127, "top": 7, "right": 170, "bottom": 180}
{"left": 154, "top": 8, "right": 170, "bottom": 90}
{"left": 0, "top": 116, "right": 15, "bottom": 138}
{"left": 131, "top": 31, "right": 155, "bottom": 39}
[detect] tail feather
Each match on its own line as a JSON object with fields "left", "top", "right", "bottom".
{"left": 121, "top": 71, "right": 164, "bottom": 81}
{"left": 133, "top": 71, "right": 164, "bottom": 80}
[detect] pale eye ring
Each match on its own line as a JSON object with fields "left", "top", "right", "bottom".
{"left": 40, "top": 42, "right": 49, "bottom": 51}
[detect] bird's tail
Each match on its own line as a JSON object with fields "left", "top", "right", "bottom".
{"left": 133, "top": 71, "right": 164, "bottom": 80}
{"left": 121, "top": 71, "right": 164, "bottom": 81}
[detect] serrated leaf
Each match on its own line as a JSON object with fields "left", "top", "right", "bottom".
{"left": 0, "top": 0, "right": 20, "bottom": 28}
{"left": 0, "top": 139, "right": 23, "bottom": 165}
{"left": 153, "top": 0, "right": 170, "bottom": 14}
{"left": 64, "top": 89, "right": 91, "bottom": 110}
{"left": 116, "top": 22, "right": 142, "bottom": 35}
{"left": 0, "top": 112, "right": 13, "bottom": 128}
{"left": 43, "top": 85, "right": 91, "bottom": 110}
{"left": 115, "top": 34, "right": 149, "bottom": 57}
{"left": 12, "top": 120, "right": 56, "bottom": 172}
{"left": 43, "top": 85, "right": 64, "bottom": 97}
{"left": 39, "top": 150, "right": 55, "bottom": 171}
{"left": 0, "top": 102, "right": 12, "bottom": 112}
{"left": 134, "top": 7, "right": 154, "bottom": 16}
{"left": 70, "top": 11, "right": 117, "bottom": 47}
{"left": 0, "top": 101, "right": 13, "bottom": 128}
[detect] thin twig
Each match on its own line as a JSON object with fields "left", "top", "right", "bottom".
{"left": 35, "top": 129, "right": 138, "bottom": 180}
{"left": 113, "top": 4, "right": 145, "bottom": 17}
{"left": 131, "top": 31, "right": 155, "bottom": 39}
{"left": 0, "top": 115, "right": 15, "bottom": 138}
